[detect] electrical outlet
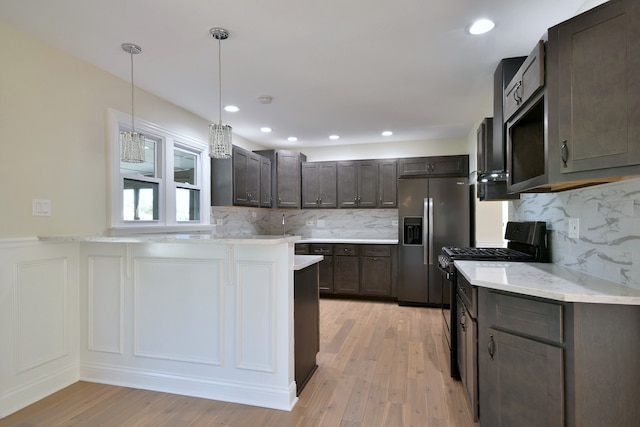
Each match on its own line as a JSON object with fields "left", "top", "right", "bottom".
{"left": 216, "top": 219, "right": 223, "bottom": 226}
{"left": 392, "top": 220, "right": 398, "bottom": 226}
{"left": 568, "top": 218, "right": 579, "bottom": 239}
{"left": 306, "top": 221, "right": 314, "bottom": 226}
{"left": 317, "top": 219, "right": 325, "bottom": 228}
{"left": 251, "top": 211, "right": 257, "bottom": 218}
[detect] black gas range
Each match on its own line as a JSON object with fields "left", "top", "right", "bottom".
{"left": 438, "top": 221, "right": 548, "bottom": 380}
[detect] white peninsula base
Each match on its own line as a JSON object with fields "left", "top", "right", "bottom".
{"left": 78, "top": 237, "right": 299, "bottom": 411}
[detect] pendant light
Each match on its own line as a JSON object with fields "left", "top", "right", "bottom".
{"left": 209, "top": 27, "right": 232, "bottom": 159}
{"left": 120, "top": 43, "right": 145, "bottom": 163}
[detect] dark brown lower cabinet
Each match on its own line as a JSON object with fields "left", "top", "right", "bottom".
{"left": 295, "top": 243, "right": 397, "bottom": 299}
{"left": 334, "top": 254, "right": 360, "bottom": 294}
{"left": 361, "top": 252, "right": 392, "bottom": 296}
{"left": 478, "top": 287, "right": 640, "bottom": 427}
{"left": 293, "top": 263, "right": 320, "bottom": 395}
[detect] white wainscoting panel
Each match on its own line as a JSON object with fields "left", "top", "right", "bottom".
{"left": 87, "top": 255, "right": 123, "bottom": 354}
{"left": 133, "top": 257, "right": 224, "bottom": 365}
{"left": 235, "top": 261, "right": 276, "bottom": 372}
{"left": 14, "top": 258, "right": 68, "bottom": 373}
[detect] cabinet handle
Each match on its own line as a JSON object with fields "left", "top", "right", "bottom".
{"left": 561, "top": 140, "right": 568, "bottom": 168}
{"left": 488, "top": 334, "right": 495, "bottom": 360}
{"left": 460, "top": 309, "right": 466, "bottom": 332}
{"left": 514, "top": 81, "right": 523, "bottom": 105}
{"left": 319, "top": 197, "right": 322, "bottom": 204}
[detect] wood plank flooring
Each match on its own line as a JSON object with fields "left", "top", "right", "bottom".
{"left": 0, "top": 298, "right": 478, "bottom": 427}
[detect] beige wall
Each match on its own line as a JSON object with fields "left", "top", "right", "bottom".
{"left": 0, "top": 24, "right": 265, "bottom": 239}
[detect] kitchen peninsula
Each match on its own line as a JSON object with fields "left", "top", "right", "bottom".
{"left": 37, "top": 233, "right": 317, "bottom": 412}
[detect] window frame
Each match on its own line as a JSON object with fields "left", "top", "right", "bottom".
{"left": 108, "top": 108, "right": 211, "bottom": 233}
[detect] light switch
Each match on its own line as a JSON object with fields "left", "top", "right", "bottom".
{"left": 32, "top": 199, "right": 51, "bottom": 216}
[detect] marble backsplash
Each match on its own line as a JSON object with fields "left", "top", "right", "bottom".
{"left": 211, "top": 207, "right": 399, "bottom": 240}
{"left": 509, "top": 177, "right": 640, "bottom": 289}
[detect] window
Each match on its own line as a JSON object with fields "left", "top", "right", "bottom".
{"left": 109, "top": 109, "right": 210, "bottom": 231}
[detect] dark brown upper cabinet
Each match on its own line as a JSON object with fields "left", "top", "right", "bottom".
{"left": 255, "top": 149, "right": 307, "bottom": 208}
{"left": 301, "top": 161, "right": 337, "bottom": 208}
{"left": 397, "top": 155, "right": 468, "bottom": 178}
{"left": 552, "top": 0, "right": 640, "bottom": 176}
{"left": 337, "top": 160, "right": 378, "bottom": 208}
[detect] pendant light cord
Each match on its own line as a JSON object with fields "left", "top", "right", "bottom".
{"left": 218, "top": 37, "right": 223, "bottom": 125}
{"left": 130, "top": 51, "right": 136, "bottom": 132}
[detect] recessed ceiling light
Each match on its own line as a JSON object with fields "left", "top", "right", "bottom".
{"left": 329, "top": 135, "right": 340, "bottom": 140}
{"left": 468, "top": 18, "right": 495, "bottom": 35}
{"left": 381, "top": 131, "right": 393, "bottom": 136}
{"left": 260, "top": 127, "right": 272, "bottom": 133}
{"left": 287, "top": 136, "right": 298, "bottom": 142}
{"left": 224, "top": 105, "right": 239, "bottom": 112}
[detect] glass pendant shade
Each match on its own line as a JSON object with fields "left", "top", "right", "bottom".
{"left": 121, "top": 131, "right": 145, "bottom": 163}
{"left": 209, "top": 123, "right": 232, "bottom": 159}
{"left": 209, "top": 27, "right": 232, "bottom": 158}
{"left": 120, "top": 43, "right": 145, "bottom": 163}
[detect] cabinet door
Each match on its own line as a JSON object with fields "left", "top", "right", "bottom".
{"left": 232, "top": 147, "right": 260, "bottom": 207}
{"left": 337, "top": 161, "right": 358, "bottom": 208}
{"left": 504, "top": 41, "right": 545, "bottom": 122}
{"left": 360, "top": 256, "right": 391, "bottom": 296}
{"left": 357, "top": 161, "right": 378, "bottom": 208}
{"left": 377, "top": 159, "right": 397, "bottom": 207}
{"left": 260, "top": 156, "right": 271, "bottom": 207}
{"left": 555, "top": 0, "right": 640, "bottom": 174}
{"left": 317, "top": 162, "right": 337, "bottom": 208}
{"left": 310, "top": 244, "right": 334, "bottom": 294}
{"left": 276, "top": 151, "right": 301, "bottom": 208}
{"left": 301, "top": 162, "right": 320, "bottom": 208}
{"left": 318, "top": 257, "right": 334, "bottom": 294}
{"left": 334, "top": 256, "right": 360, "bottom": 294}
{"left": 246, "top": 152, "right": 261, "bottom": 206}
{"left": 479, "top": 327, "right": 564, "bottom": 427}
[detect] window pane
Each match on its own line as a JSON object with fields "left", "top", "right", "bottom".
{"left": 120, "top": 138, "right": 156, "bottom": 177}
{"left": 174, "top": 149, "right": 197, "bottom": 185}
{"left": 123, "top": 178, "right": 159, "bottom": 221}
{"left": 176, "top": 188, "right": 200, "bottom": 221}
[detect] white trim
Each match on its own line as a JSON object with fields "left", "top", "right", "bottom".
{"left": 107, "top": 109, "right": 210, "bottom": 231}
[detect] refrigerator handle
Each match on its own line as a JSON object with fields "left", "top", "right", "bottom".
{"left": 424, "top": 198, "right": 433, "bottom": 265}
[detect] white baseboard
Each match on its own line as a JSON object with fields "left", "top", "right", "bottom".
{"left": 0, "top": 365, "right": 78, "bottom": 419}
{"left": 80, "top": 363, "right": 298, "bottom": 411}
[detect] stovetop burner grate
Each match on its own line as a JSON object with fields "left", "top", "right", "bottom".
{"left": 442, "top": 246, "right": 534, "bottom": 261}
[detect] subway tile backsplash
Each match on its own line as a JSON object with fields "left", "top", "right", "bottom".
{"left": 212, "top": 207, "right": 399, "bottom": 240}
{"left": 510, "top": 177, "right": 640, "bottom": 289}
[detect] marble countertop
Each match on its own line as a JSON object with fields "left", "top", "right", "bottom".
{"left": 39, "top": 234, "right": 302, "bottom": 245}
{"left": 293, "top": 255, "right": 323, "bottom": 271}
{"left": 455, "top": 260, "right": 640, "bottom": 305}
{"left": 297, "top": 238, "right": 398, "bottom": 245}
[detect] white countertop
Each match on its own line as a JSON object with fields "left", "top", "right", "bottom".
{"left": 455, "top": 261, "right": 640, "bottom": 305}
{"left": 293, "top": 255, "right": 324, "bottom": 270}
{"left": 298, "top": 238, "right": 398, "bottom": 245}
{"left": 39, "top": 234, "right": 302, "bottom": 245}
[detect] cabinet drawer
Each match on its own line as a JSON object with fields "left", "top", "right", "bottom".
{"left": 310, "top": 244, "right": 333, "bottom": 255}
{"left": 335, "top": 244, "right": 359, "bottom": 256}
{"left": 488, "top": 291, "right": 563, "bottom": 343}
{"left": 362, "top": 245, "right": 391, "bottom": 257}
{"left": 295, "top": 244, "right": 309, "bottom": 254}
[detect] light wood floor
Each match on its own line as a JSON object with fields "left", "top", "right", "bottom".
{"left": 0, "top": 298, "right": 478, "bottom": 427}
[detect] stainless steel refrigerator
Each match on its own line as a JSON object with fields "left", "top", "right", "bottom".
{"left": 398, "top": 177, "right": 472, "bottom": 305}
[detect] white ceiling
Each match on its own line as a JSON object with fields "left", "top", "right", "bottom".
{"left": 0, "top": 0, "right": 587, "bottom": 149}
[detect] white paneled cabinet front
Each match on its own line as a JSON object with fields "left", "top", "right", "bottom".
{"left": 78, "top": 241, "right": 296, "bottom": 411}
